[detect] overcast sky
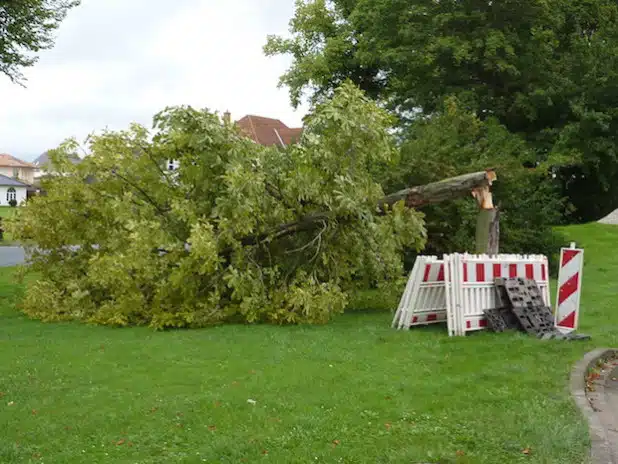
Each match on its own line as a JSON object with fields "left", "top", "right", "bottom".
{"left": 0, "top": 0, "right": 307, "bottom": 161}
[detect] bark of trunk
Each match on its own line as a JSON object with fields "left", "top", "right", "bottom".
{"left": 475, "top": 208, "right": 500, "bottom": 255}
{"left": 378, "top": 169, "right": 496, "bottom": 211}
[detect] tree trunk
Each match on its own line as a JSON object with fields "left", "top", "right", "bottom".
{"left": 488, "top": 209, "right": 500, "bottom": 255}
{"left": 173, "top": 169, "right": 498, "bottom": 256}
{"left": 378, "top": 169, "right": 496, "bottom": 211}
{"left": 475, "top": 208, "right": 500, "bottom": 254}
{"left": 242, "top": 170, "right": 497, "bottom": 247}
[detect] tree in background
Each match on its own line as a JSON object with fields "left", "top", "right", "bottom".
{"left": 379, "top": 98, "right": 565, "bottom": 268}
{"left": 266, "top": 0, "right": 618, "bottom": 222}
{"left": 0, "top": 0, "right": 80, "bottom": 83}
{"left": 8, "top": 83, "right": 426, "bottom": 328}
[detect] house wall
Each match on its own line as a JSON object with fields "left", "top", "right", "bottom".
{"left": 0, "top": 167, "right": 34, "bottom": 184}
{"left": 0, "top": 186, "right": 27, "bottom": 206}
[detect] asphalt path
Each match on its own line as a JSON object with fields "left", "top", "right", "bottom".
{"left": 0, "top": 246, "right": 25, "bottom": 267}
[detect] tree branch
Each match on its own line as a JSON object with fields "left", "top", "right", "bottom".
{"left": 161, "top": 169, "right": 497, "bottom": 257}
{"left": 239, "top": 169, "right": 497, "bottom": 247}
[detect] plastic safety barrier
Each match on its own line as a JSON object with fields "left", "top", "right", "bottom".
{"left": 392, "top": 256, "right": 447, "bottom": 329}
{"left": 394, "top": 253, "right": 550, "bottom": 336}
{"left": 445, "top": 253, "right": 550, "bottom": 336}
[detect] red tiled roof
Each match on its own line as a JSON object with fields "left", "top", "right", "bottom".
{"left": 235, "top": 115, "right": 302, "bottom": 147}
{"left": 0, "top": 154, "right": 36, "bottom": 168}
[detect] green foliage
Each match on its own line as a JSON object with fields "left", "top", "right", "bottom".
{"left": 0, "top": 0, "right": 80, "bottom": 84}
{"left": 381, "top": 98, "right": 566, "bottom": 266}
{"left": 8, "top": 199, "right": 17, "bottom": 208}
{"left": 267, "top": 0, "right": 618, "bottom": 221}
{"left": 8, "top": 82, "right": 426, "bottom": 329}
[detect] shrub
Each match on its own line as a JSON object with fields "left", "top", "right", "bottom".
{"left": 9, "top": 199, "right": 17, "bottom": 207}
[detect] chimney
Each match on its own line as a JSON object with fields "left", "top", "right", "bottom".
{"left": 223, "top": 110, "right": 231, "bottom": 124}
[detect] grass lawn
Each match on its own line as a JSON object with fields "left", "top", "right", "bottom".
{"left": 0, "top": 223, "right": 616, "bottom": 463}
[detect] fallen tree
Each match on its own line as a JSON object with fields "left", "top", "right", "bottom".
{"left": 9, "top": 83, "right": 495, "bottom": 329}
{"left": 238, "top": 169, "right": 496, "bottom": 248}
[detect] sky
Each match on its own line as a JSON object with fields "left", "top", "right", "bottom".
{"left": 0, "top": 0, "right": 308, "bottom": 161}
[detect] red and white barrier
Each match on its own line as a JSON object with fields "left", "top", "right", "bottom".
{"left": 555, "top": 243, "right": 584, "bottom": 333}
{"left": 394, "top": 252, "right": 551, "bottom": 336}
{"left": 445, "top": 253, "right": 550, "bottom": 336}
{"left": 392, "top": 256, "right": 447, "bottom": 329}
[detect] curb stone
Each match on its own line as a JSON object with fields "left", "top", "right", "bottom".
{"left": 570, "top": 348, "right": 618, "bottom": 464}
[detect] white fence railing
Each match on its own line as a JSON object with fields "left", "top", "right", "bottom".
{"left": 394, "top": 253, "right": 550, "bottom": 337}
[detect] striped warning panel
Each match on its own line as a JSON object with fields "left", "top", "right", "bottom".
{"left": 555, "top": 245, "right": 584, "bottom": 332}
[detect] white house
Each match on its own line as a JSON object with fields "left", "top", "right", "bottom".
{"left": 0, "top": 154, "right": 36, "bottom": 184}
{"left": 0, "top": 175, "right": 28, "bottom": 206}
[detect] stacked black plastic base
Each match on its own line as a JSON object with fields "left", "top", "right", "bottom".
{"left": 484, "top": 277, "right": 590, "bottom": 341}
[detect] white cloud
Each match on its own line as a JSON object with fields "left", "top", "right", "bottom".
{"left": 0, "top": 0, "right": 307, "bottom": 160}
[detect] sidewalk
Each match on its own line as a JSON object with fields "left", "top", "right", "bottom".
{"left": 571, "top": 349, "right": 618, "bottom": 464}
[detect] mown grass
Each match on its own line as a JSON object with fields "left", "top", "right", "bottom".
{"left": 0, "top": 223, "right": 615, "bottom": 463}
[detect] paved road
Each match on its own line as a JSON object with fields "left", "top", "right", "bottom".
{"left": 0, "top": 247, "right": 25, "bottom": 267}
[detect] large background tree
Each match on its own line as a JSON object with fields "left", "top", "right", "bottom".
{"left": 266, "top": 0, "right": 618, "bottom": 222}
{"left": 0, "top": 0, "right": 80, "bottom": 83}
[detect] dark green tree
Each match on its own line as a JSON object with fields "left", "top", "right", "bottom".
{"left": 0, "top": 0, "right": 80, "bottom": 83}
{"left": 266, "top": 0, "right": 618, "bottom": 221}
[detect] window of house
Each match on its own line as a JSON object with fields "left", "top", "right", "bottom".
{"left": 6, "top": 188, "right": 16, "bottom": 202}
{"left": 12, "top": 168, "right": 19, "bottom": 178}
{"left": 167, "top": 159, "right": 178, "bottom": 171}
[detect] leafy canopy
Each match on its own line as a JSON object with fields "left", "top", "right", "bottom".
{"left": 10, "top": 82, "right": 425, "bottom": 329}
{"left": 0, "top": 0, "right": 80, "bottom": 83}
{"left": 267, "top": 0, "right": 618, "bottom": 220}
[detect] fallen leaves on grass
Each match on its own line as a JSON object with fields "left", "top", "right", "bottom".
{"left": 384, "top": 423, "right": 392, "bottom": 430}
{"left": 456, "top": 450, "right": 465, "bottom": 456}
{"left": 116, "top": 439, "right": 125, "bottom": 446}
{"left": 332, "top": 440, "right": 341, "bottom": 448}
{"left": 31, "top": 409, "right": 38, "bottom": 415}
{"left": 208, "top": 425, "right": 216, "bottom": 431}
{"left": 522, "top": 447, "right": 531, "bottom": 455}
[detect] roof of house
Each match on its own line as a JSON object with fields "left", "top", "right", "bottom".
{"left": 235, "top": 115, "right": 303, "bottom": 147}
{"left": 0, "top": 154, "right": 36, "bottom": 169}
{"left": 0, "top": 174, "right": 28, "bottom": 187}
{"left": 33, "top": 152, "right": 82, "bottom": 168}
